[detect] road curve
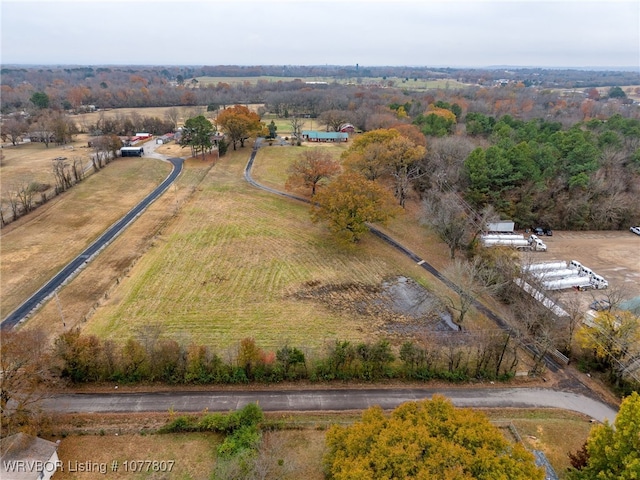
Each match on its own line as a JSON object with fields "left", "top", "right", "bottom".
{"left": 244, "top": 142, "right": 562, "bottom": 372}
{"left": 43, "top": 387, "right": 618, "bottom": 423}
{"left": 1, "top": 156, "right": 184, "bottom": 329}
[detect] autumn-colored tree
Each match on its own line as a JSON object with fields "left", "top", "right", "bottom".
{"left": 384, "top": 134, "right": 426, "bottom": 207}
{"left": 67, "top": 85, "right": 91, "bottom": 110}
{"left": 324, "top": 396, "right": 544, "bottom": 480}
{"left": 285, "top": 148, "right": 341, "bottom": 196}
{"left": 414, "top": 105, "right": 457, "bottom": 137}
{"left": 341, "top": 128, "right": 425, "bottom": 206}
{"left": 577, "top": 310, "right": 640, "bottom": 382}
{"left": 389, "top": 123, "right": 427, "bottom": 147}
{"left": 55, "top": 328, "right": 104, "bottom": 382}
{"left": 567, "top": 392, "right": 640, "bottom": 480}
{"left": 0, "top": 328, "right": 56, "bottom": 434}
{"left": 216, "top": 104, "right": 263, "bottom": 150}
{"left": 237, "top": 338, "right": 265, "bottom": 380}
{"left": 311, "top": 172, "right": 398, "bottom": 245}
{"left": 341, "top": 128, "right": 399, "bottom": 180}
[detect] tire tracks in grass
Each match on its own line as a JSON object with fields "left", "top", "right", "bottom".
{"left": 244, "top": 142, "right": 564, "bottom": 374}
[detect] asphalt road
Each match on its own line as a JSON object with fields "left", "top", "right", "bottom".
{"left": 245, "top": 142, "right": 564, "bottom": 372}
{"left": 43, "top": 387, "right": 618, "bottom": 423}
{"left": 1, "top": 154, "right": 183, "bottom": 329}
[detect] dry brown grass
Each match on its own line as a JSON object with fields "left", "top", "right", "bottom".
{"left": 72, "top": 106, "right": 209, "bottom": 131}
{"left": 0, "top": 134, "right": 93, "bottom": 195}
{"left": 49, "top": 408, "right": 590, "bottom": 480}
{"left": 83, "top": 142, "right": 430, "bottom": 350}
{"left": 0, "top": 156, "right": 173, "bottom": 320}
{"left": 54, "top": 432, "right": 220, "bottom": 480}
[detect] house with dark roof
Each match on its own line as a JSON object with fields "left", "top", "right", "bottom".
{"left": 0, "top": 433, "right": 60, "bottom": 480}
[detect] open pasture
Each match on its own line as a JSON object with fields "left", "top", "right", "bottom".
{"left": 84, "top": 142, "right": 440, "bottom": 351}
{"left": 194, "top": 75, "right": 468, "bottom": 91}
{"left": 0, "top": 156, "right": 173, "bottom": 319}
{"left": 72, "top": 105, "right": 208, "bottom": 131}
{"left": 0, "top": 134, "right": 93, "bottom": 197}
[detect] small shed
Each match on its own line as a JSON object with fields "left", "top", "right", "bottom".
{"left": 339, "top": 123, "right": 355, "bottom": 133}
{"left": 0, "top": 433, "right": 60, "bottom": 480}
{"left": 156, "top": 133, "right": 175, "bottom": 144}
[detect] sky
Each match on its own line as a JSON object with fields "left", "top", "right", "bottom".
{"left": 1, "top": 0, "right": 639, "bottom": 69}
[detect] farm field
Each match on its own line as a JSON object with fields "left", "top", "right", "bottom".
{"left": 0, "top": 153, "right": 173, "bottom": 320}
{"left": 1, "top": 137, "right": 215, "bottom": 329}
{"left": 83, "top": 140, "right": 443, "bottom": 351}
{"left": 71, "top": 106, "right": 208, "bottom": 131}
{"left": 51, "top": 408, "right": 592, "bottom": 480}
{"left": 193, "top": 75, "right": 469, "bottom": 91}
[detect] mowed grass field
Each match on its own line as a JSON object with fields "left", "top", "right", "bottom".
{"left": 85, "top": 140, "right": 437, "bottom": 350}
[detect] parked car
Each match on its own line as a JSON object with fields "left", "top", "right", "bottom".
{"left": 543, "top": 228, "right": 553, "bottom": 236}
{"left": 590, "top": 299, "right": 611, "bottom": 311}
{"left": 630, "top": 226, "right": 640, "bottom": 236}
{"left": 533, "top": 227, "right": 545, "bottom": 236}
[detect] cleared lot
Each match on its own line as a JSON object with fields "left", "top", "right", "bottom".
{"left": 521, "top": 230, "right": 640, "bottom": 308}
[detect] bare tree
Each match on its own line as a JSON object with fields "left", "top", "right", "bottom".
{"left": 52, "top": 157, "right": 73, "bottom": 193}
{"left": 421, "top": 192, "right": 471, "bottom": 259}
{"left": 71, "top": 156, "right": 85, "bottom": 183}
{"left": 1, "top": 117, "right": 28, "bottom": 146}
{"left": 165, "top": 107, "right": 180, "bottom": 128}
{"left": 289, "top": 116, "right": 305, "bottom": 146}
{"left": 15, "top": 181, "right": 38, "bottom": 214}
{"left": 319, "top": 109, "right": 350, "bottom": 132}
{"left": 441, "top": 257, "right": 497, "bottom": 329}
{"left": 0, "top": 328, "right": 56, "bottom": 434}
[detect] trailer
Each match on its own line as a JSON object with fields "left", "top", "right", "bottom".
{"left": 533, "top": 268, "right": 578, "bottom": 280}
{"left": 120, "top": 146, "right": 144, "bottom": 157}
{"left": 481, "top": 234, "right": 525, "bottom": 240}
{"left": 481, "top": 236, "right": 547, "bottom": 251}
{"left": 522, "top": 261, "right": 568, "bottom": 272}
{"left": 486, "top": 221, "right": 515, "bottom": 233}
{"left": 542, "top": 275, "right": 592, "bottom": 291}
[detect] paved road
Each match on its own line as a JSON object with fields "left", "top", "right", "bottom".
{"left": 1, "top": 152, "right": 183, "bottom": 329}
{"left": 244, "top": 142, "right": 564, "bottom": 372}
{"left": 43, "top": 387, "right": 618, "bottom": 423}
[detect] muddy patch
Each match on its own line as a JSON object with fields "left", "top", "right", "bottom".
{"left": 291, "top": 276, "right": 459, "bottom": 336}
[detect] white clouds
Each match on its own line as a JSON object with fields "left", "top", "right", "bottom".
{"left": 1, "top": 0, "right": 638, "bottom": 67}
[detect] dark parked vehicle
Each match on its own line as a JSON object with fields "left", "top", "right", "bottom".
{"left": 590, "top": 299, "right": 611, "bottom": 311}
{"left": 533, "top": 226, "right": 553, "bottom": 236}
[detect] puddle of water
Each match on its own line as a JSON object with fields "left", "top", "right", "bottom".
{"left": 381, "top": 276, "right": 459, "bottom": 332}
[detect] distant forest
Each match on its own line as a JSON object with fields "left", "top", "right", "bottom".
{"left": 1, "top": 65, "right": 639, "bottom": 229}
